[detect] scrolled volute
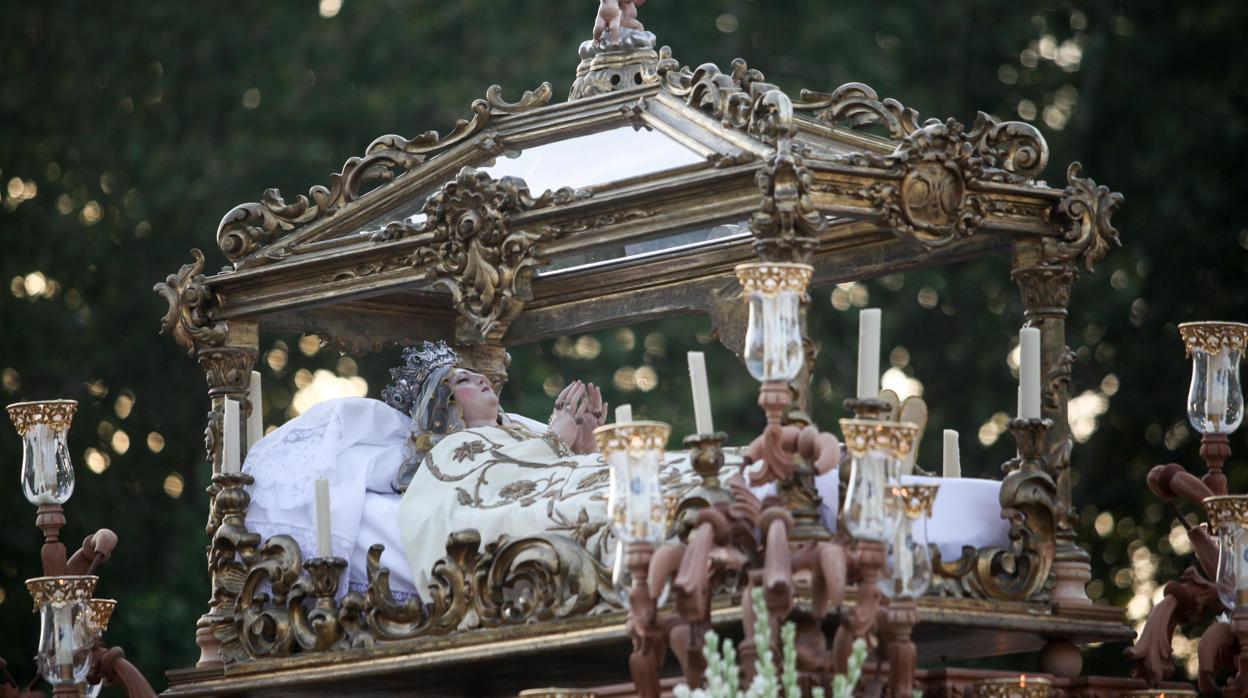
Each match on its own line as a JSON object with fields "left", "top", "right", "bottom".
{"left": 930, "top": 466, "right": 1058, "bottom": 601}
{"left": 1049, "top": 162, "right": 1124, "bottom": 272}
{"left": 154, "top": 249, "right": 227, "bottom": 356}
{"left": 795, "top": 82, "right": 922, "bottom": 139}
{"left": 215, "top": 84, "right": 553, "bottom": 268}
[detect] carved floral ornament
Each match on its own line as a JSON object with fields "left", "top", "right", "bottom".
{"left": 367, "top": 167, "right": 586, "bottom": 344}
{"left": 153, "top": 248, "right": 227, "bottom": 356}
{"left": 214, "top": 84, "right": 554, "bottom": 268}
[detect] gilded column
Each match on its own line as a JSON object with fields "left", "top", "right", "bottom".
{"left": 155, "top": 250, "right": 260, "bottom": 667}
{"left": 1011, "top": 259, "right": 1090, "bottom": 607}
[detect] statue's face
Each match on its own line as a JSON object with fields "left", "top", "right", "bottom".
{"left": 451, "top": 368, "right": 500, "bottom": 426}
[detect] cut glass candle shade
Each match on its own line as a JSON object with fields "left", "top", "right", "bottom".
{"left": 734, "top": 262, "right": 813, "bottom": 383}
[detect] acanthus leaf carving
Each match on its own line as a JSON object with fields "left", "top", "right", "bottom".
{"left": 795, "top": 82, "right": 922, "bottom": 140}
{"left": 361, "top": 167, "right": 586, "bottom": 344}
{"left": 216, "top": 84, "right": 554, "bottom": 268}
{"left": 749, "top": 142, "right": 826, "bottom": 262}
{"left": 1049, "top": 161, "right": 1124, "bottom": 272}
{"left": 154, "top": 249, "right": 227, "bottom": 357}
{"left": 662, "top": 58, "right": 792, "bottom": 145}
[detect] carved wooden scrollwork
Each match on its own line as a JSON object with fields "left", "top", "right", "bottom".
{"left": 854, "top": 113, "right": 1048, "bottom": 249}
{"left": 660, "top": 58, "right": 792, "bottom": 145}
{"left": 795, "top": 82, "right": 922, "bottom": 140}
{"left": 749, "top": 140, "right": 826, "bottom": 262}
{"left": 373, "top": 167, "right": 584, "bottom": 344}
{"left": 153, "top": 249, "right": 227, "bottom": 357}
{"left": 214, "top": 84, "right": 553, "bottom": 267}
{"left": 208, "top": 468, "right": 618, "bottom": 662}
{"left": 930, "top": 421, "right": 1059, "bottom": 601}
{"left": 1049, "top": 162, "right": 1124, "bottom": 272}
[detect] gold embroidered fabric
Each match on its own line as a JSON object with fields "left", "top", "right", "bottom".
{"left": 397, "top": 425, "right": 742, "bottom": 588}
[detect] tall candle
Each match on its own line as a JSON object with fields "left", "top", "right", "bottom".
{"left": 687, "top": 352, "right": 714, "bottom": 434}
{"left": 315, "top": 478, "right": 332, "bottom": 558}
{"left": 615, "top": 404, "right": 633, "bottom": 424}
{"left": 222, "top": 398, "right": 241, "bottom": 474}
{"left": 54, "top": 604, "right": 74, "bottom": 665}
{"left": 856, "top": 308, "right": 881, "bottom": 399}
{"left": 942, "top": 429, "right": 961, "bottom": 479}
{"left": 246, "top": 370, "right": 264, "bottom": 451}
{"left": 1019, "top": 327, "right": 1042, "bottom": 419}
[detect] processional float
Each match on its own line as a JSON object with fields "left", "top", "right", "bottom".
{"left": 17, "top": 0, "right": 1227, "bottom": 695}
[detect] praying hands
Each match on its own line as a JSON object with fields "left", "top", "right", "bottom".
{"left": 548, "top": 381, "right": 608, "bottom": 455}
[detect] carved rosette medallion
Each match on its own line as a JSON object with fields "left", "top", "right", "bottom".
{"left": 1178, "top": 321, "right": 1248, "bottom": 357}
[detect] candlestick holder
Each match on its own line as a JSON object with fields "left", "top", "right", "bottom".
{"left": 675, "top": 432, "right": 731, "bottom": 537}
{"left": 296, "top": 557, "right": 349, "bottom": 651}
{"left": 623, "top": 541, "right": 662, "bottom": 698}
{"left": 843, "top": 397, "right": 892, "bottom": 421}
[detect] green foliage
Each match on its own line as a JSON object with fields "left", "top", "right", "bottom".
{"left": 1, "top": 0, "right": 1245, "bottom": 687}
{"left": 673, "top": 587, "right": 866, "bottom": 698}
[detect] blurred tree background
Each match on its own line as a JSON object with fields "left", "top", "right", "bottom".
{"left": 1, "top": 0, "right": 1245, "bottom": 689}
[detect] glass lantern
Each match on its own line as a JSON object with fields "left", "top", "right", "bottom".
{"left": 26, "top": 575, "right": 98, "bottom": 686}
{"left": 1179, "top": 322, "right": 1247, "bottom": 435}
{"left": 734, "top": 262, "right": 813, "bottom": 382}
{"left": 6, "top": 400, "right": 78, "bottom": 506}
{"left": 839, "top": 419, "right": 919, "bottom": 543}
{"left": 1205, "top": 495, "right": 1248, "bottom": 610}
{"left": 881, "top": 484, "right": 939, "bottom": 599}
{"left": 595, "top": 421, "right": 672, "bottom": 607}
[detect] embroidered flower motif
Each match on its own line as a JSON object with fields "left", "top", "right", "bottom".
{"left": 455, "top": 487, "right": 473, "bottom": 505}
{"left": 575, "top": 469, "right": 610, "bottom": 491}
{"left": 452, "top": 439, "right": 487, "bottom": 463}
{"left": 499, "top": 479, "right": 538, "bottom": 501}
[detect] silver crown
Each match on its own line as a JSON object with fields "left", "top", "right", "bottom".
{"left": 382, "top": 341, "right": 460, "bottom": 414}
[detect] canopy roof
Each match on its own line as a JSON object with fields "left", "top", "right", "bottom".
{"left": 160, "top": 29, "right": 1120, "bottom": 362}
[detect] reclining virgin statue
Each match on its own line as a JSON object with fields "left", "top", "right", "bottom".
{"left": 243, "top": 341, "right": 844, "bottom": 599}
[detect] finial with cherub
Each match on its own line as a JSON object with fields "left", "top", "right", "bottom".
{"left": 593, "top": 0, "right": 646, "bottom": 44}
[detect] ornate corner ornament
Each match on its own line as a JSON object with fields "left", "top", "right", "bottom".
{"left": 1048, "top": 162, "right": 1124, "bottom": 272}
{"left": 154, "top": 249, "right": 228, "bottom": 356}
{"left": 214, "top": 84, "right": 553, "bottom": 267}
{"left": 368, "top": 167, "right": 584, "bottom": 344}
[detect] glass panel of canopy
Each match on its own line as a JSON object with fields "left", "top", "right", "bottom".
{"left": 349, "top": 126, "right": 707, "bottom": 241}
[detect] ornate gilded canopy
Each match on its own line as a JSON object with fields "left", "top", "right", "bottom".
{"left": 157, "top": 13, "right": 1129, "bottom": 696}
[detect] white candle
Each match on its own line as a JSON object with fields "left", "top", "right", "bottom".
{"left": 246, "top": 371, "right": 264, "bottom": 452}
{"left": 1207, "top": 349, "right": 1229, "bottom": 421}
{"left": 54, "top": 603, "right": 75, "bottom": 666}
{"left": 1019, "top": 327, "right": 1042, "bottom": 419}
{"left": 687, "top": 352, "right": 714, "bottom": 434}
{"left": 942, "top": 429, "right": 961, "bottom": 479}
{"left": 615, "top": 404, "right": 633, "bottom": 424}
{"left": 222, "top": 398, "right": 241, "bottom": 474}
{"left": 315, "top": 478, "right": 332, "bottom": 558}
{"left": 856, "top": 308, "right": 881, "bottom": 399}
